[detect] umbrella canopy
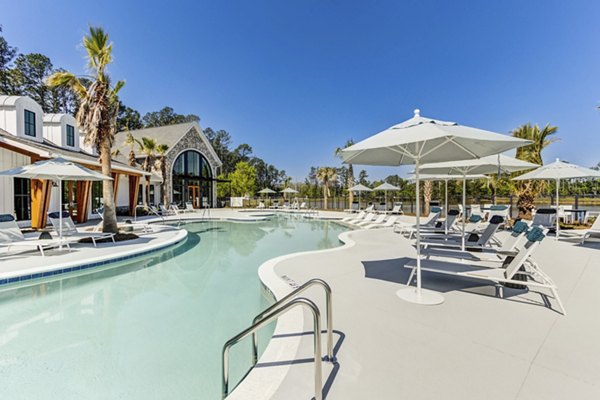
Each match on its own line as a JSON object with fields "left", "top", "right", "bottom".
{"left": 0, "top": 157, "right": 112, "bottom": 243}
{"left": 419, "top": 154, "right": 537, "bottom": 250}
{"left": 258, "top": 188, "right": 277, "bottom": 194}
{"left": 372, "top": 182, "right": 400, "bottom": 213}
{"left": 418, "top": 154, "right": 538, "bottom": 176}
{"left": 280, "top": 187, "right": 299, "bottom": 194}
{"left": 372, "top": 182, "right": 400, "bottom": 191}
{"left": 513, "top": 159, "right": 600, "bottom": 238}
{"left": 341, "top": 109, "right": 530, "bottom": 305}
{"left": 348, "top": 184, "right": 372, "bottom": 192}
{"left": 0, "top": 156, "right": 112, "bottom": 181}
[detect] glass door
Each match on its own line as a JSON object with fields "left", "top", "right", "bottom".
{"left": 188, "top": 185, "right": 201, "bottom": 208}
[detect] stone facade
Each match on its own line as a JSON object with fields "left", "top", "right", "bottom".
{"left": 164, "top": 126, "right": 220, "bottom": 206}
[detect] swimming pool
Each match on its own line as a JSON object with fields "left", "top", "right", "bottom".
{"left": 0, "top": 216, "right": 347, "bottom": 399}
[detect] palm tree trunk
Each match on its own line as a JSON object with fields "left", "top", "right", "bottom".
{"left": 100, "top": 140, "right": 119, "bottom": 233}
{"left": 423, "top": 180, "right": 433, "bottom": 215}
{"left": 323, "top": 181, "right": 329, "bottom": 210}
{"left": 348, "top": 164, "right": 354, "bottom": 207}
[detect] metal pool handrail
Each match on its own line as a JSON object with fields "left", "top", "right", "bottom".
{"left": 222, "top": 297, "right": 323, "bottom": 400}
{"left": 252, "top": 278, "right": 333, "bottom": 363}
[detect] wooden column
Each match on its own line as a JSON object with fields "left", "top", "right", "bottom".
{"left": 30, "top": 179, "right": 52, "bottom": 229}
{"left": 128, "top": 175, "right": 140, "bottom": 216}
{"left": 76, "top": 181, "right": 92, "bottom": 223}
{"left": 112, "top": 173, "right": 121, "bottom": 201}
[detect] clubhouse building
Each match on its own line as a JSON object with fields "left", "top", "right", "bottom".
{"left": 0, "top": 95, "right": 222, "bottom": 229}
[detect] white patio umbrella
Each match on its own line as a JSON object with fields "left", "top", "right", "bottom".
{"left": 372, "top": 182, "right": 400, "bottom": 213}
{"left": 0, "top": 157, "right": 112, "bottom": 243}
{"left": 341, "top": 109, "right": 530, "bottom": 305}
{"left": 348, "top": 183, "right": 372, "bottom": 210}
{"left": 258, "top": 188, "right": 277, "bottom": 194}
{"left": 280, "top": 187, "right": 299, "bottom": 194}
{"left": 408, "top": 173, "right": 488, "bottom": 234}
{"left": 512, "top": 158, "right": 600, "bottom": 239}
{"left": 419, "top": 154, "right": 538, "bottom": 250}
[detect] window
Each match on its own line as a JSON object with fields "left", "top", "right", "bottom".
{"left": 66, "top": 124, "right": 75, "bottom": 147}
{"left": 149, "top": 185, "right": 155, "bottom": 205}
{"left": 24, "top": 110, "right": 36, "bottom": 137}
{"left": 13, "top": 177, "right": 31, "bottom": 220}
{"left": 91, "top": 181, "right": 102, "bottom": 212}
{"left": 172, "top": 150, "right": 213, "bottom": 207}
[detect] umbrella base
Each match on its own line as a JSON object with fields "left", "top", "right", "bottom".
{"left": 396, "top": 287, "right": 444, "bottom": 305}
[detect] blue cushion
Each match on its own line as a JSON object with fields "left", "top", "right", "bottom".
{"left": 431, "top": 206, "right": 442, "bottom": 213}
{"left": 48, "top": 211, "right": 70, "bottom": 219}
{"left": 447, "top": 209, "right": 460, "bottom": 216}
{"left": 490, "top": 205, "right": 508, "bottom": 210}
{"left": 0, "top": 214, "right": 15, "bottom": 222}
{"left": 526, "top": 227, "right": 546, "bottom": 242}
{"left": 469, "top": 215, "right": 482, "bottom": 223}
{"left": 536, "top": 208, "right": 556, "bottom": 214}
{"left": 489, "top": 215, "right": 504, "bottom": 224}
{"left": 512, "top": 221, "right": 529, "bottom": 233}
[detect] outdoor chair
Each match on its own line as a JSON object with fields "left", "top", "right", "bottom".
{"left": 419, "top": 216, "right": 504, "bottom": 250}
{"left": 364, "top": 216, "right": 398, "bottom": 229}
{"left": 48, "top": 212, "right": 115, "bottom": 247}
{"left": 531, "top": 208, "right": 557, "bottom": 230}
{"left": 558, "top": 215, "right": 600, "bottom": 243}
{"left": 343, "top": 202, "right": 360, "bottom": 213}
{"left": 0, "top": 214, "right": 67, "bottom": 257}
{"left": 422, "top": 220, "right": 531, "bottom": 263}
{"left": 390, "top": 203, "right": 403, "bottom": 215}
{"left": 256, "top": 202, "right": 265, "bottom": 209}
{"left": 357, "top": 214, "right": 386, "bottom": 227}
{"left": 404, "top": 226, "right": 566, "bottom": 315}
{"left": 470, "top": 204, "right": 484, "bottom": 219}
{"left": 342, "top": 211, "right": 366, "bottom": 222}
{"left": 349, "top": 212, "right": 375, "bottom": 226}
{"left": 394, "top": 211, "right": 441, "bottom": 238}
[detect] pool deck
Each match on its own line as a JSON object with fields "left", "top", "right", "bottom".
{"left": 234, "top": 225, "right": 600, "bottom": 400}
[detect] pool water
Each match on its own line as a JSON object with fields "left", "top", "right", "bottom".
{"left": 0, "top": 216, "right": 347, "bottom": 399}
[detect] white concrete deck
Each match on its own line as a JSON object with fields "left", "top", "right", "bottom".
{"left": 0, "top": 226, "right": 187, "bottom": 283}
{"left": 235, "top": 227, "right": 600, "bottom": 400}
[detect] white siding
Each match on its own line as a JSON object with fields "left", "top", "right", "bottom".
{"left": 116, "top": 175, "right": 129, "bottom": 207}
{"left": 0, "top": 147, "right": 30, "bottom": 220}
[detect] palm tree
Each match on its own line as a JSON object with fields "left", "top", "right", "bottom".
{"left": 334, "top": 139, "right": 355, "bottom": 208}
{"left": 154, "top": 144, "right": 169, "bottom": 205}
{"left": 123, "top": 131, "right": 137, "bottom": 167}
{"left": 48, "top": 27, "right": 124, "bottom": 233}
{"left": 137, "top": 137, "right": 157, "bottom": 206}
{"left": 511, "top": 123, "right": 559, "bottom": 218}
{"left": 423, "top": 180, "right": 433, "bottom": 215}
{"left": 316, "top": 167, "right": 337, "bottom": 210}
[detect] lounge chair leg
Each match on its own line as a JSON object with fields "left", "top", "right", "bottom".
{"left": 498, "top": 285, "right": 504, "bottom": 298}
{"left": 91, "top": 237, "right": 97, "bottom": 247}
{"left": 38, "top": 245, "right": 45, "bottom": 257}
{"left": 407, "top": 268, "right": 416, "bottom": 286}
{"left": 550, "top": 288, "right": 567, "bottom": 315}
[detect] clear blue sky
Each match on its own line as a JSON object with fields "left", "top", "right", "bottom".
{"left": 2, "top": 0, "right": 600, "bottom": 181}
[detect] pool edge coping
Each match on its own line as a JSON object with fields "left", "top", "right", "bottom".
{"left": 226, "top": 228, "right": 357, "bottom": 400}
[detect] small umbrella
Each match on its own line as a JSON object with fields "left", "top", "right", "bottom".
{"left": 408, "top": 173, "right": 488, "bottom": 234}
{"left": 341, "top": 109, "right": 530, "bottom": 305}
{"left": 280, "top": 187, "right": 299, "bottom": 201}
{"left": 0, "top": 157, "right": 112, "bottom": 243}
{"left": 258, "top": 188, "right": 276, "bottom": 206}
{"left": 348, "top": 183, "right": 372, "bottom": 210}
{"left": 372, "top": 182, "right": 400, "bottom": 213}
{"left": 420, "top": 154, "right": 538, "bottom": 250}
{"left": 512, "top": 158, "right": 600, "bottom": 239}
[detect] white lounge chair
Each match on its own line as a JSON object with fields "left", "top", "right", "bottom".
{"left": 419, "top": 216, "right": 504, "bottom": 250}
{"left": 342, "top": 211, "right": 365, "bottom": 222}
{"left": 470, "top": 204, "right": 484, "bottom": 219}
{"left": 349, "top": 212, "right": 375, "bottom": 226}
{"left": 256, "top": 201, "right": 266, "bottom": 209}
{"left": 0, "top": 214, "right": 67, "bottom": 257}
{"left": 343, "top": 202, "right": 360, "bottom": 213}
{"left": 390, "top": 204, "right": 403, "bottom": 215}
{"left": 558, "top": 215, "right": 600, "bottom": 243}
{"left": 422, "top": 220, "right": 531, "bottom": 262}
{"left": 531, "top": 208, "right": 557, "bottom": 230}
{"left": 160, "top": 204, "right": 176, "bottom": 216}
{"left": 48, "top": 212, "right": 115, "bottom": 247}
{"left": 394, "top": 211, "right": 441, "bottom": 238}
{"left": 357, "top": 214, "right": 386, "bottom": 227}
{"left": 364, "top": 216, "right": 398, "bottom": 229}
{"left": 405, "top": 226, "right": 565, "bottom": 314}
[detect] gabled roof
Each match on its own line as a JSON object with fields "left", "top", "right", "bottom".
{"left": 114, "top": 122, "right": 222, "bottom": 166}
{"left": 0, "top": 128, "right": 148, "bottom": 176}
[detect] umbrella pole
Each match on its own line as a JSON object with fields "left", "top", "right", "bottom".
{"left": 445, "top": 179, "right": 448, "bottom": 235}
{"left": 462, "top": 176, "right": 466, "bottom": 251}
{"left": 396, "top": 159, "right": 444, "bottom": 306}
{"left": 59, "top": 179, "right": 63, "bottom": 249}
{"left": 556, "top": 178, "right": 560, "bottom": 240}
